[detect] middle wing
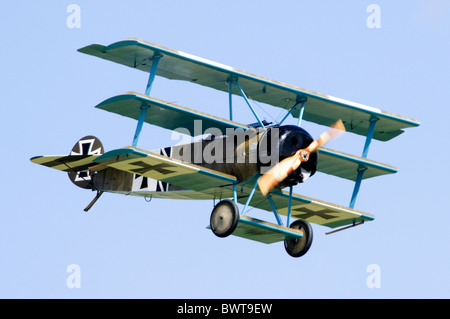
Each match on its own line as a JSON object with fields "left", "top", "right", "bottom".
{"left": 95, "top": 92, "right": 250, "bottom": 135}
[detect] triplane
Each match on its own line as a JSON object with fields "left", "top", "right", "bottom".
{"left": 31, "top": 39, "right": 420, "bottom": 257}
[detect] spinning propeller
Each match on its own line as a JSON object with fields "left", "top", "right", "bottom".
{"left": 258, "top": 120, "right": 345, "bottom": 196}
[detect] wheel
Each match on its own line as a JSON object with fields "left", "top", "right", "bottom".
{"left": 210, "top": 199, "right": 239, "bottom": 238}
{"left": 284, "top": 219, "right": 313, "bottom": 258}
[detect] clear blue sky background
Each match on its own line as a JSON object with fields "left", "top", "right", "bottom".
{"left": 1, "top": 1, "right": 449, "bottom": 298}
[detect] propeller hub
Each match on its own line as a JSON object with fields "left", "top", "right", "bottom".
{"left": 300, "top": 150, "right": 310, "bottom": 162}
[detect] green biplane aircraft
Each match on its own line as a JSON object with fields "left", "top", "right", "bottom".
{"left": 31, "top": 39, "right": 420, "bottom": 257}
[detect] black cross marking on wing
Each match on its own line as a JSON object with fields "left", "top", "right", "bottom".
{"left": 292, "top": 207, "right": 338, "bottom": 220}
{"left": 129, "top": 161, "right": 177, "bottom": 175}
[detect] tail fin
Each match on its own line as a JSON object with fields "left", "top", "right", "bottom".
{"left": 67, "top": 136, "right": 104, "bottom": 189}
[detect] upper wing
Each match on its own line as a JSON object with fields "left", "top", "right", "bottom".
{"left": 79, "top": 38, "right": 420, "bottom": 141}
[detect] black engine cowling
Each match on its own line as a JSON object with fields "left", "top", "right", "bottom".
{"left": 258, "top": 125, "right": 318, "bottom": 188}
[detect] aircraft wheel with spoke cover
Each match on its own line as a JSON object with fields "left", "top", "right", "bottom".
{"left": 210, "top": 199, "right": 239, "bottom": 238}
{"left": 284, "top": 219, "right": 313, "bottom": 257}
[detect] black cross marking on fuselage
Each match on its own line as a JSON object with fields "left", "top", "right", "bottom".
{"left": 292, "top": 207, "right": 337, "bottom": 220}
{"left": 129, "top": 161, "right": 177, "bottom": 175}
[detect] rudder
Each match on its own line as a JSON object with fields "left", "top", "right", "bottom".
{"left": 68, "top": 136, "right": 104, "bottom": 189}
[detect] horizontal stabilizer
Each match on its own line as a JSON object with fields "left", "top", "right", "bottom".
{"left": 30, "top": 155, "right": 98, "bottom": 173}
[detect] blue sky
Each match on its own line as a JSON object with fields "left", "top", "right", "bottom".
{"left": 1, "top": 1, "right": 449, "bottom": 298}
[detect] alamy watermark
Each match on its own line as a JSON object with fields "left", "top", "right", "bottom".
{"left": 66, "top": 4, "right": 81, "bottom": 29}
{"left": 366, "top": 4, "right": 381, "bottom": 29}
{"left": 170, "top": 122, "right": 280, "bottom": 174}
{"left": 66, "top": 264, "right": 81, "bottom": 288}
{"left": 366, "top": 264, "right": 381, "bottom": 288}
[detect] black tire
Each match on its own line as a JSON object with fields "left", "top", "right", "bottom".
{"left": 284, "top": 219, "right": 313, "bottom": 258}
{"left": 210, "top": 199, "right": 239, "bottom": 238}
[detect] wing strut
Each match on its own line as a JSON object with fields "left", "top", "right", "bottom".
{"left": 296, "top": 99, "right": 306, "bottom": 127}
{"left": 229, "top": 79, "right": 265, "bottom": 128}
{"left": 267, "top": 193, "right": 283, "bottom": 226}
{"left": 132, "top": 52, "right": 162, "bottom": 148}
{"left": 278, "top": 97, "right": 307, "bottom": 126}
{"left": 228, "top": 80, "right": 234, "bottom": 121}
{"left": 349, "top": 115, "right": 378, "bottom": 208}
{"left": 287, "top": 185, "right": 293, "bottom": 226}
{"left": 241, "top": 178, "right": 259, "bottom": 214}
